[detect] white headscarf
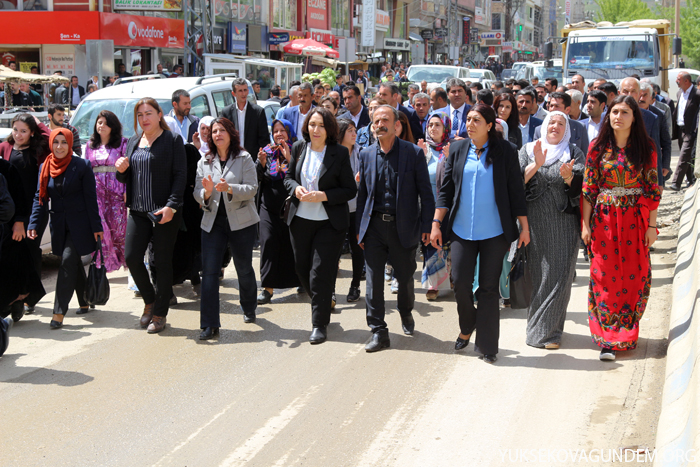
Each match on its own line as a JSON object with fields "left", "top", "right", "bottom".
{"left": 163, "top": 116, "right": 183, "bottom": 140}
{"left": 525, "top": 111, "right": 571, "bottom": 167}
{"left": 198, "top": 116, "right": 215, "bottom": 155}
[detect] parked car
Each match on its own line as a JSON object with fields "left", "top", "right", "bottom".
{"left": 258, "top": 100, "right": 281, "bottom": 130}
{"left": 515, "top": 63, "right": 536, "bottom": 82}
{"left": 501, "top": 69, "right": 517, "bottom": 80}
{"left": 668, "top": 68, "right": 700, "bottom": 102}
{"left": 407, "top": 65, "right": 473, "bottom": 85}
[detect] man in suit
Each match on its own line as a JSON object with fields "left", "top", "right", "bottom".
{"left": 338, "top": 85, "right": 370, "bottom": 129}
{"left": 566, "top": 89, "right": 587, "bottom": 120}
{"left": 276, "top": 84, "right": 300, "bottom": 119}
{"left": 430, "top": 87, "right": 449, "bottom": 114}
{"left": 356, "top": 105, "right": 435, "bottom": 352}
{"left": 279, "top": 82, "right": 315, "bottom": 141}
{"left": 413, "top": 93, "right": 431, "bottom": 136}
{"left": 446, "top": 78, "right": 472, "bottom": 139}
{"left": 267, "top": 84, "right": 282, "bottom": 103}
{"left": 639, "top": 81, "right": 673, "bottom": 185}
{"left": 516, "top": 89, "right": 543, "bottom": 146}
{"left": 376, "top": 82, "right": 424, "bottom": 141}
{"left": 581, "top": 90, "right": 608, "bottom": 143}
{"left": 221, "top": 78, "right": 270, "bottom": 162}
{"left": 533, "top": 91, "right": 589, "bottom": 154}
{"left": 618, "top": 78, "right": 667, "bottom": 189}
{"left": 571, "top": 74, "right": 588, "bottom": 114}
{"left": 670, "top": 72, "right": 700, "bottom": 190}
{"left": 67, "top": 76, "right": 85, "bottom": 110}
{"left": 167, "top": 89, "right": 200, "bottom": 143}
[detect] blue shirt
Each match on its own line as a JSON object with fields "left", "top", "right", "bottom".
{"left": 451, "top": 143, "right": 503, "bottom": 241}
{"left": 427, "top": 148, "right": 440, "bottom": 201}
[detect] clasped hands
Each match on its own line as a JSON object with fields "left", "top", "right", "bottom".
{"left": 295, "top": 186, "right": 327, "bottom": 203}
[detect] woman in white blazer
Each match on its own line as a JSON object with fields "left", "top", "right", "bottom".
{"left": 194, "top": 117, "right": 259, "bottom": 340}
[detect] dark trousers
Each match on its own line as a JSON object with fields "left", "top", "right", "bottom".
{"left": 364, "top": 216, "right": 417, "bottom": 333}
{"left": 289, "top": 216, "right": 346, "bottom": 328}
{"left": 25, "top": 214, "right": 48, "bottom": 306}
{"left": 672, "top": 128, "right": 697, "bottom": 187}
{"left": 450, "top": 233, "right": 509, "bottom": 355}
{"left": 125, "top": 210, "right": 181, "bottom": 317}
{"left": 54, "top": 231, "right": 87, "bottom": 315}
{"left": 348, "top": 211, "right": 365, "bottom": 288}
{"left": 200, "top": 218, "right": 257, "bottom": 328}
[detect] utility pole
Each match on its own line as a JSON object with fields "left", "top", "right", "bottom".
{"left": 675, "top": 0, "right": 680, "bottom": 67}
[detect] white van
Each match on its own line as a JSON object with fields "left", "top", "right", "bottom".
{"left": 406, "top": 65, "right": 472, "bottom": 85}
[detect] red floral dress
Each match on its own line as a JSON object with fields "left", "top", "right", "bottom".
{"left": 582, "top": 145, "right": 660, "bottom": 351}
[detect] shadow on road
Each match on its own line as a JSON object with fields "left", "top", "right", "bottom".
{"left": 0, "top": 354, "right": 94, "bottom": 386}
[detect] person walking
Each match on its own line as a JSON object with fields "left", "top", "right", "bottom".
{"left": 519, "top": 111, "right": 585, "bottom": 349}
{"left": 85, "top": 110, "right": 128, "bottom": 275}
{"left": 431, "top": 104, "right": 529, "bottom": 364}
{"left": 115, "top": 98, "right": 186, "bottom": 334}
{"left": 195, "top": 118, "right": 259, "bottom": 339}
{"left": 255, "top": 119, "right": 301, "bottom": 304}
{"left": 28, "top": 128, "right": 103, "bottom": 329}
{"left": 284, "top": 108, "right": 357, "bottom": 344}
{"left": 356, "top": 105, "right": 435, "bottom": 352}
{"left": 221, "top": 78, "right": 270, "bottom": 162}
{"left": 581, "top": 95, "right": 661, "bottom": 361}
{"left": 493, "top": 93, "right": 522, "bottom": 149}
{"left": 669, "top": 72, "right": 700, "bottom": 190}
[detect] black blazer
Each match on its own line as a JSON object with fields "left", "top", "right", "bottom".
{"left": 283, "top": 140, "right": 357, "bottom": 231}
{"left": 437, "top": 137, "right": 527, "bottom": 244}
{"left": 398, "top": 104, "right": 424, "bottom": 141}
{"left": 221, "top": 101, "right": 271, "bottom": 162}
{"left": 28, "top": 156, "right": 102, "bottom": 256}
{"left": 0, "top": 174, "right": 14, "bottom": 225}
{"left": 675, "top": 85, "right": 700, "bottom": 132}
{"left": 117, "top": 130, "right": 187, "bottom": 211}
{"left": 338, "top": 106, "right": 371, "bottom": 129}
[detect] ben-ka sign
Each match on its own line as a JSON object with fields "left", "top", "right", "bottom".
{"left": 113, "top": 0, "right": 182, "bottom": 11}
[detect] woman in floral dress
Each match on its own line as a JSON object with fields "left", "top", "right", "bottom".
{"left": 581, "top": 95, "right": 661, "bottom": 362}
{"left": 85, "top": 110, "right": 128, "bottom": 273}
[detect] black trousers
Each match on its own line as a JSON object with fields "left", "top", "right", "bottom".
{"left": 450, "top": 233, "right": 509, "bottom": 355}
{"left": 364, "top": 216, "right": 417, "bottom": 333}
{"left": 347, "top": 211, "right": 365, "bottom": 288}
{"left": 25, "top": 214, "right": 48, "bottom": 306}
{"left": 672, "top": 128, "right": 697, "bottom": 187}
{"left": 54, "top": 231, "right": 87, "bottom": 315}
{"left": 125, "top": 210, "right": 182, "bottom": 317}
{"left": 289, "top": 216, "right": 346, "bottom": 328}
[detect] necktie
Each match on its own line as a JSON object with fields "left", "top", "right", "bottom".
{"left": 453, "top": 109, "right": 460, "bottom": 134}
{"left": 421, "top": 118, "right": 426, "bottom": 133}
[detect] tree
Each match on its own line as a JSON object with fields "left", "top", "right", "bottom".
{"left": 594, "top": 0, "right": 655, "bottom": 23}
{"left": 658, "top": 0, "right": 700, "bottom": 67}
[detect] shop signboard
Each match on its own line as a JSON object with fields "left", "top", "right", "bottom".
{"left": 100, "top": 13, "right": 184, "bottom": 48}
{"left": 212, "top": 26, "right": 226, "bottom": 52}
{"left": 43, "top": 53, "right": 75, "bottom": 75}
{"left": 228, "top": 21, "right": 247, "bottom": 53}
{"left": 307, "top": 32, "right": 334, "bottom": 44}
{"left": 113, "top": 0, "right": 182, "bottom": 11}
{"left": 434, "top": 27, "right": 448, "bottom": 37}
{"left": 2, "top": 53, "right": 16, "bottom": 67}
{"left": 462, "top": 17, "right": 470, "bottom": 45}
{"left": 420, "top": 29, "right": 433, "bottom": 40}
{"left": 383, "top": 38, "right": 410, "bottom": 51}
{"left": 268, "top": 32, "right": 290, "bottom": 44}
{"left": 307, "top": 0, "right": 329, "bottom": 30}
{"left": 375, "top": 10, "right": 390, "bottom": 32}
{"left": 361, "top": 0, "right": 374, "bottom": 47}
{"left": 502, "top": 41, "right": 513, "bottom": 53}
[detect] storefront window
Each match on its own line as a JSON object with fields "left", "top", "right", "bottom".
{"left": 273, "top": 0, "right": 296, "bottom": 30}
{"left": 246, "top": 63, "right": 274, "bottom": 99}
{"left": 0, "top": 0, "right": 18, "bottom": 9}
{"left": 331, "top": 0, "right": 349, "bottom": 31}
{"left": 23, "top": 0, "right": 49, "bottom": 10}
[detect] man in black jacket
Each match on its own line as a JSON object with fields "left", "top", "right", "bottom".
{"left": 9, "top": 82, "right": 31, "bottom": 109}
{"left": 670, "top": 72, "right": 700, "bottom": 190}
{"left": 67, "top": 76, "right": 85, "bottom": 110}
{"left": 221, "top": 78, "right": 270, "bottom": 162}
{"left": 338, "top": 85, "right": 370, "bottom": 129}
{"left": 376, "top": 82, "right": 424, "bottom": 141}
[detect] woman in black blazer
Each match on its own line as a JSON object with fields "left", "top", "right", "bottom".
{"left": 28, "top": 128, "right": 103, "bottom": 329}
{"left": 115, "top": 98, "right": 186, "bottom": 334}
{"left": 430, "top": 104, "right": 530, "bottom": 363}
{"left": 284, "top": 107, "right": 357, "bottom": 344}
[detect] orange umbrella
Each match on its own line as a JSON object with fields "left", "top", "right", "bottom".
{"left": 283, "top": 38, "right": 339, "bottom": 59}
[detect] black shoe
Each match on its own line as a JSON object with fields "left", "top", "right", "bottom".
{"left": 257, "top": 289, "right": 273, "bottom": 304}
{"left": 455, "top": 334, "right": 471, "bottom": 350}
{"left": 347, "top": 286, "right": 360, "bottom": 302}
{"left": 199, "top": 327, "right": 219, "bottom": 340}
{"left": 361, "top": 267, "right": 366, "bottom": 281}
{"left": 482, "top": 354, "right": 497, "bottom": 364}
{"left": 599, "top": 347, "right": 616, "bottom": 361}
{"left": 169, "top": 295, "right": 178, "bottom": 306}
{"left": 3, "top": 317, "right": 13, "bottom": 333}
{"left": 296, "top": 286, "right": 305, "bottom": 294}
{"left": 365, "top": 331, "right": 390, "bottom": 352}
{"left": 75, "top": 306, "right": 90, "bottom": 315}
{"left": 309, "top": 326, "right": 327, "bottom": 344}
{"left": 24, "top": 304, "right": 35, "bottom": 315}
{"left": 10, "top": 301, "right": 24, "bottom": 323}
{"left": 50, "top": 319, "right": 63, "bottom": 329}
{"left": 243, "top": 312, "right": 256, "bottom": 324}
{"left": 668, "top": 184, "right": 681, "bottom": 192}
{"left": 400, "top": 313, "right": 415, "bottom": 335}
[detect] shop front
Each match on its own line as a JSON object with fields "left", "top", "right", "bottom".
{"left": 383, "top": 38, "right": 410, "bottom": 66}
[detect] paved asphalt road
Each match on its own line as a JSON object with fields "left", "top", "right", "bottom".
{"left": 0, "top": 171, "right": 684, "bottom": 467}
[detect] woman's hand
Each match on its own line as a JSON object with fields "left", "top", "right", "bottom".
{"left": 518, "top": 229, "right": 530, "bottom": 247}
{"left": 27, "top": 229, "right": 37, "bottom": 240}
{"left": 94, "top": 231, "right": 103, "bottom": 241}
{"left": 115, "top": 156, "right": 130, "bottom": 173}
{"left": 355, "top": 172, "right": 360, "bottom": 183}
{"left": 560, "top": 160, "right": 575, "bottom": 184}
{"left": 279, "top": 141, "right": 291, "bottom": 163}
{"left": 300, "top": 191, "right": 327, "bottom": 202}
{"left": 645, "top": 226, "right": 657, "bottom": 247}
{"left": 215, "top": 178, "right": 230, "bottom": 193}
{"left": 193, "top": 132, "right": 201, "bottom": 150}
{"left": 202, "top": 175, "right": 215, "bottom": 195}
{"left": 430, "top": 223, "right": 443, "bottom": 249}
{"left": 581, "top": 223, "right": 592, "bottom": 245}
{"left": 12, "top": 221, "right": 25, "bottom": 241}
{"left": 295, "top": 186, "right": 308, "bottom": 199}
{"left": 258, "top": 148, "right": 267, "bottom": 167}
{"left": 417, "top": 139, "right": 427, "bottom": 152}
{"left": 533, "top": 140, "right": 547, "bottom": 168}
{"left": 153, "top": 207, "right": 174, "bottom": 224}
{"left": 443, "top": 142, "right": 450, "bottom": 159}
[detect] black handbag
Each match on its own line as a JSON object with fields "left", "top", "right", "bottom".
{"left": 280, "top": 196, "right": 293, "bottom": 223}
{"left": 84, "top": 239, "right": 110, "bottom": 306}
{"left": 509, "top": 246, "right": 532, "bottom": 309}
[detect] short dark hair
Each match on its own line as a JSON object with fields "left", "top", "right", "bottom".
{"left": 517, "top": 79, "right": 530, "bottom": 89}
{"left": 549, "top": 91, "right": 571, "bottom": 108}
{"left": 534, "top": 83, "right": 546, "bottom": 90}
{"left": 172, "top": 89, "right": 190, "bottom": 104}
{"left": 320, "top": 95, "right": 338, "bottom": 110}
{"left": 231, "top": 78, "right": 248, "bottom": 91}
{"left": 477, "top": 89, "right": 494, "bottom": 106}
{"left": 588, "top": 90, "right": 608, "bottom": 106}
{"left": 431, "top": 87, "right": 448, "bottom": 103}
{"left": 492, "top": 81, "right": 504, "bottom": 89}
{"left": 545, "top": 77, "right": 558, "bottom": 87}
{"left": 70, "top": 75, "right": 78, "bottom": 81}
{"left": 312, "top": 78, "right": 321, "bottom": 87}
{"left": 651, "top": 83, "right": 661, "bottom": 95}
{"left": 30, "top": 66, "right": 38, "bottom": 72}
{"left": 314, "top": 83, "right": 325, "bottom": 92}
{"left": 471, "top": 82, "right": 484, "bottom": 91}
{"left": 289, "top": 80, "right": 301, "bottom": 88}
{"left": 505, "top": 78, "right": 516, "bottom": 86}
{"left": 47, "top": 103, "right": 66, "bottom": 115}
{"left": 446, "top": 78, "right": 468, "bottom": 95}
{"left": 270, "top": 84, "right": 281, "bottom": 96}
{"left": 379, "top": 82, "right": 400, "bottom": 97}
{"left": 8, "top": 60, "right": 16, "bottom": 66}
{"left": 301, "top": 107, "right": 339, "bottom": 145}
{"left": 599, "top": 82, "right": 618, "bottom": 95}
{"left": 516, "top": 89, "right": 536, "bottom": 102}
{"left": 343, "top": 85, "right": 361, "bottom": 97}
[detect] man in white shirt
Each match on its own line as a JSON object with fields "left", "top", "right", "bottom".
{"left": 670, "top": 72, "right": 700, "bottom": 190}
{"left": 167, "top": 89, "right": 199, "bottom": 143}
{"left": 516, "top": 89, "right": 541, "bottom": 146}
{"left": 582, "top": 90, "right": 607, "bottom": 143}
{"left": 339, "top": 85, "right": 370, "bottom": 129}
{"left": 221, "top": 78, "right": 270, "bottom": 161}
{"left": 68, "top": 76, "right": 85, "bottom": 110}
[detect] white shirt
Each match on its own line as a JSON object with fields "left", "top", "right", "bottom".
{"left": 236, "top": 103, "right": 247, "bottom": 148}
{"left": 677, "top": 86, "right": 692, "bottom": 126}
{"left": 348, "top": 107, "right": 362, "bottom": 128}
{"left": 168, "top": 109, "right": 191, "bottom": 141}
{"left": 296, "top": 146, "right": 328, "bottom": 221}
{"left": 71, "top": 85, "right": 80, "bottom": 106}
{"left": 296, "top": 108, "right": 309, "bottom": 141}
{"left": 449, "top": 102, "right": 467, "bottom": 137}
{"left": 519, "top": 116, "right": 531, "bottom": 145}
{"left": 586, "top": 116, "right": 603, "bottom": 143}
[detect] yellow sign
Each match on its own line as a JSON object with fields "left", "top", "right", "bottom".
{"left": 20, "top": 62, "right": 38, "bottom": 74}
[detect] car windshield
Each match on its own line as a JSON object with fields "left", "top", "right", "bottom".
{"left": 533, "top": 67, "right": 563, "bottom": 80}
{"left": 407, "top": 66, "right": 458, "bottom": 82}
{"left": 71, "top": 99, "right": 174, "bottom": 141}
{"left": 512, "top": 63, "right": 527, "bottom": 71}
{"left": 567, "top": 37, "right": 655, "bottom": 74}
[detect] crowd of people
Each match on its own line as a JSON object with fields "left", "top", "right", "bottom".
{"left": 1, "top": 68, "right": 698, "bottom": 364}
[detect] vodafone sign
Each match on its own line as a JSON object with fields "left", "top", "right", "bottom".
{"left": 100, "top": 13, "right": 184, "bottom": 48}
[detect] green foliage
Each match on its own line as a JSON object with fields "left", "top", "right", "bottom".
{"left": 658, "top": 1, "right": 700, "bottom": 68}
{"left": 301, "top": 68, "right": 338, "bottom": 86}
{"left": 594, "top": 0, "right": 655, "bottom": 23}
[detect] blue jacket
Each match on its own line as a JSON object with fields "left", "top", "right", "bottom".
{"left": 278, "top": 105, "right": 316, "bottom": 133}
{"left": 646, "top": 104, "right": 671, "bottom": 183}
{"left": 28, "top": 156, "right": 102, "bottom": 256}
{"left": 524, "top": 116, "right": 543, "bottom": 144}
{"left": 640, "top": 107, "right": 662, "bottom": 183}
{"left": 356, "top": 137, "right": 435, "bottom": 249}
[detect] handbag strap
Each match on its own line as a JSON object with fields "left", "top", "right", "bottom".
{"left": 92, "top": 238, "right": 104, "bottom": 265}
